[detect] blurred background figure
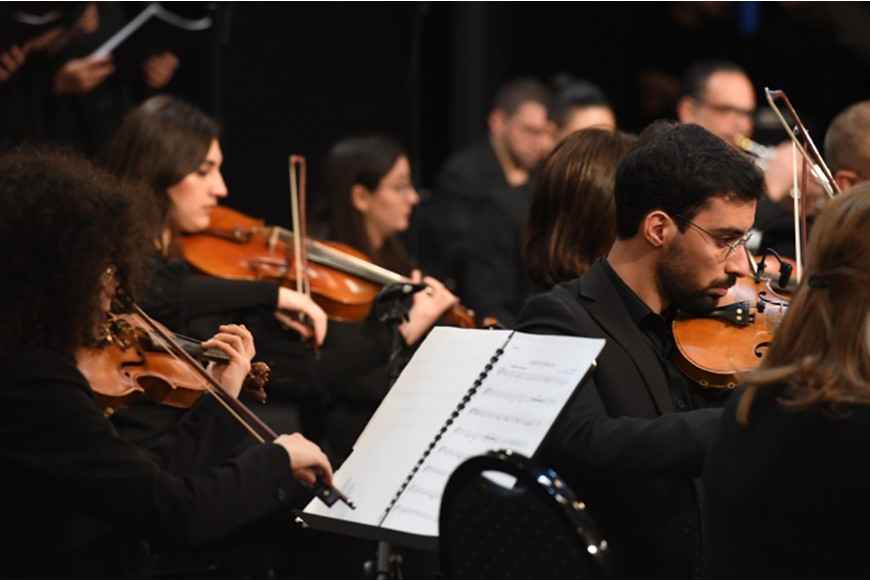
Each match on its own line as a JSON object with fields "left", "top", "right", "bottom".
{"left": 525, "top": 128, "right": 636, "bottom": 294}
{"left": 417, "top": 77, "right": 551, "bottom": 298}
{"left": 675, "top": 59, "right": 825, "bottom": 261}
{"left": 548, "top": 75, "right": 617, "bottom": 142}
{"left": 703, "top": 184, "right": 870, "bottom": 579}
{"left": 824, "top": 100, "right": 870, "bottom": 192}
{"left": 311, "top": 134, "right": 457, "bottom": 464}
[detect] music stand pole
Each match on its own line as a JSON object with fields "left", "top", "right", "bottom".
{"left": 365, "top": 283, "right": 426, "bottom": 579}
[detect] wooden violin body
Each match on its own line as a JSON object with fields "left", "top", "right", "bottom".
{"left": 672, "top": 277, "right": 789, "bottom": 389}
{"left": 77, "top": 311, "right": 269, "bottom": 415}
{"left": 183, "top": 205, "right": 479, "bottom": 327}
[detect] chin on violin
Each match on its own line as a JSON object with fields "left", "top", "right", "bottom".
{"left": 672, "top": 250, "right": 792, "bottom": 390}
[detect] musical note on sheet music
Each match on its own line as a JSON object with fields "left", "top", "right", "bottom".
{"left": 495, "top": 366, "right": 573, "bottom": 385}
{"left": 305, "top": 329, "right": 602, "bottom": 540}
{"left": 482, "top": 386, "right": 559, "bottom": 406}
{"left": 467, "top": 407, "right": 543, "bottom": 427}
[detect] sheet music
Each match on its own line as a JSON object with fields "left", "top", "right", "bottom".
{"left": 91, "top": 3, "right": 211, "bottom": 57}
{"left": 301, "top": 327, "right": 604, "bottom": 541}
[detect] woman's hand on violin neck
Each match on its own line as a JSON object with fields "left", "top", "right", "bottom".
{"left": 201, "top": 324, "right": 255, "bottom": 399}
{"left": 274, "top": 288, "right": 328, "bottom": 346}
{"left": 273, "top": 433, "right": 333, "bottom": 486}
{"left": 398, "top": 270, "right": 459, "bottom": 345}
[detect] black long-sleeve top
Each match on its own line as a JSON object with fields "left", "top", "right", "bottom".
{"left": 0, "top": 348, "right": 296, "bottom": 578}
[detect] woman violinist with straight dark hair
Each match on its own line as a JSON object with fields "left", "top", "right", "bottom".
{"left": 106, "top": 95, "right": 327, "bottom": 440}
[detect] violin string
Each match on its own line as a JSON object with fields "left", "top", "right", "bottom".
{"left": 130, "top": 306, "right": 267, "bottom": 443}
{"left": 269, "top": 225, "right": 403, "bottom": 285}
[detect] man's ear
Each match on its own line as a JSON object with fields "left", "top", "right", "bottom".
{"left": 488, "top": 109, "right": 507, "bottom": 136}
{"left": 675, "top": 96, "right": 697, "bottom": 124}
{"left": 643, "top": 210, "right": 673, "bottom": 248}
{"left": 834, "top": 169, "right": 860, "bottom": 192}
{"left": 350, "top": 183, "right": 371, "bottom": 214}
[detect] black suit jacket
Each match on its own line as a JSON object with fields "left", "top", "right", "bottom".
{"left": 462, "top": 188, "right": 534, "bottom": 327}
{"left": 515, "top": 259, "right": 721, "bottom": 579}
{"left": 417, "top": 140, "right": 506, "bottom": 292}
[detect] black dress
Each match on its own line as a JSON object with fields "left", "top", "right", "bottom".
{"left": 703, "top": 384, "right": 870, "bottom": 579}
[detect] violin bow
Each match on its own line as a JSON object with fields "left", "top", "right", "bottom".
{"left": 288, "top": 155, "right": 319, "bottom": 356}
{"left": 129, "top": 302, "right": 354, "bottom": 509}
{"left": 763, "top": 88, "right": 841, "bottom": 281}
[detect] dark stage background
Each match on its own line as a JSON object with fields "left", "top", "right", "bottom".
{"left": 163, "top": 1, "right": 870, "bottom": 233}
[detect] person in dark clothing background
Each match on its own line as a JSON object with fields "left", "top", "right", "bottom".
{"left": 311, "top": 134, "right": 457, "bottom": 464}
{"left": 417, "top": 77, "right": 551, "bottom": 315}
{"left": 524, "top": 127, "right": 636, "bottom": 294}
{"left": 703, "top": 183, "right": 870, "bottom": 579}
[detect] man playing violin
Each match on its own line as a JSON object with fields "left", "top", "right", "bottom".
{"left": 0, "top": 145, "right": 332, "bottom": 578}
{"left": 515, "top": 121, "right": 766, "bottom": 579}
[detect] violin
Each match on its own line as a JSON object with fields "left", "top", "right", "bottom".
{"left": 182, "top": 205, "right": 479, "bottom": 328}
{"left": 675, "top": 90, "right": 842, "bottom": 390}
{"left": 672, "top": 273, "right": 789, "bottom": 390}
{"left": 79, "top": 304, "right": 354, "bottom": 509}
{"left": 76, "top": 311, "right": 270, "bottom": 415}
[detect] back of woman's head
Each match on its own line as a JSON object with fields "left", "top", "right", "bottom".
{"left": 739, "top": 184, "right": 870, "bottom": 421}
{"left": 525, "top": 128, "right": 637, "bottom": 287}
{"left": 0, "top": 145, "right": 154, "bottom": 357}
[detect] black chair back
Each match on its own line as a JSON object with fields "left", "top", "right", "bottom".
{"left": 439, "top": 449, "right": 610, "bottom": 579}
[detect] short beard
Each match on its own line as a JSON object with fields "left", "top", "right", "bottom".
{"left": 656, "top": 237, "right": 736, "bottom": 314}
{"left": 505, "top": 140, "right": 539, "bottom": 171}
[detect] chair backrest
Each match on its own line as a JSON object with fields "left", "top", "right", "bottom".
{"left": 439, "top": 449, "right": 611, "bottom": 580}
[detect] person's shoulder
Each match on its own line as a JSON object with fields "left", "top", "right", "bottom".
{"left": 440, "top": 139, "right": 493, "bottom": 169}
{"left": 0, "top": 347, "right": 93, "bottom": 402}
{"left": 433, "top": 140, "right": 498, "bottom": 186}
{"left": 515, "top": 277, "right": 586, "bottom": 334}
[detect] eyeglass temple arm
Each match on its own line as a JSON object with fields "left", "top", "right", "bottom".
{"left": 764, "top": 88, "right": 840, "bottom": 198}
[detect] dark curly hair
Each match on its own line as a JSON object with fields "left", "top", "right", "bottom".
{"left": 0, "top": 145, "right": 156, "bottom": 358}
{"left": 614, "top": 121, "right": 765, "bottom": 239}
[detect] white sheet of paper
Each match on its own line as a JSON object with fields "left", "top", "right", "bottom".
{"left": 301, "top": 327, "right": 604, "bottom": 540}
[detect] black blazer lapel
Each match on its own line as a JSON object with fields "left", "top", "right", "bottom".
{"left": 579, "top": 263, "right": 676, "bottom": 414}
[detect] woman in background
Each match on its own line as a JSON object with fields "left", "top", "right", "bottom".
{"left": 524, "top": 128, "right": 636, "bottom": 292}
{"left": 312, "top": 134, "right": 457, "bottom": 463}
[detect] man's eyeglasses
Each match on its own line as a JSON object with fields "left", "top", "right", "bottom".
{"left": 698, "top": 101, "right": 755, "bottom": 120}
{"left": 674, "top": 214, "right": 752, "bottom": 259}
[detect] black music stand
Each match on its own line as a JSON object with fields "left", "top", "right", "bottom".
{"left": 366, "top": 282, "right": 427, "bottom": 579}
